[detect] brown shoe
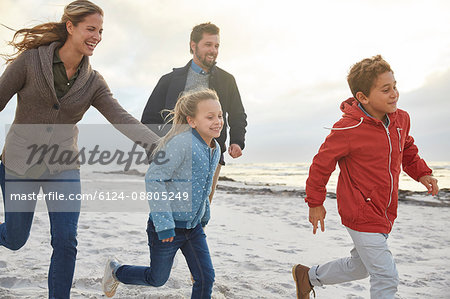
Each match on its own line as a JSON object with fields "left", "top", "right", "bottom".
{"left": 292, "top": 264, "right": 315, "bottom": 299}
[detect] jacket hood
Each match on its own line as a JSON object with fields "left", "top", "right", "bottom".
{"left": 340, "top": 97, "right": 365, "bottom": 119}
{"left": 340, "top": 97, "right": 398, "bottom": 126}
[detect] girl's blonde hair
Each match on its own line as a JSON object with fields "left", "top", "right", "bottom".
{"left": 3, "top": 0, "right": 103, "bottom": 63}
{"left": 153, "top": 89, "right": 220, "bottom": 156}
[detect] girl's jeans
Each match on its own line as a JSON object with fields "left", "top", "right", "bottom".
{"left": 0, "top": 163, "right": 81, "bottom": 299}
{"left": 115, "top": 220, "right": 215, "bottom": 299}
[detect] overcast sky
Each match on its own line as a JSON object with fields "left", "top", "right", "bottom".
{"left": 1, "top": 0, "right": 449, "bottom": 163}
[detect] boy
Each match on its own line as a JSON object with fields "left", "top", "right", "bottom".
{"left": 292, "top": 55, "right": 439, "bottom": 299}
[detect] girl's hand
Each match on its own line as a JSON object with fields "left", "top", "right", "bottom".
{"left": 419, "top": 175, "right": 439, "bottom": 196}
{"left": 162, "top": 237, "right": 174, "bottom": 243}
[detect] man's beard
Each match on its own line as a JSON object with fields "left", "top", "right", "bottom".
{"left": 195, "top": 47, "right": 216, "bottom": 69}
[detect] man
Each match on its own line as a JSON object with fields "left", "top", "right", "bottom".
{"left": 141, "top": 22, "right": 247, "bottom": 202}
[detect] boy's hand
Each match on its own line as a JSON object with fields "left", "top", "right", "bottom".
{"left": 419, "top": 175, "right": 439, "bottom": 196}
{"left": 162, "top": 237, "right": 174, "bottom": 243}
{"left": 309, "top": 205, "right": 326, "bottom": 234}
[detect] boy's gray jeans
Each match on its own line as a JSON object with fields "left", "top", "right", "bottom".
{"left": 309, "top": 227, "right": 399, "bottom": 299}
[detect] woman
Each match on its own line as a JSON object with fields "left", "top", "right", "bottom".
{"left": 0, "top": 1, "right": 158, "bottom": 298}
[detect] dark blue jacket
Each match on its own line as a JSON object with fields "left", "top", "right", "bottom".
{"left": 141, "top": 60, "right": 247, "bottom": 163}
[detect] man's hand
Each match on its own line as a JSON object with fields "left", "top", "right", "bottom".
{"left": 228, "top": 144, "right": 242, "bottom": 158}
{"left": 419, "top": 175, "right": 439, "bottom": 196}
{"left": 162, "top": 237, "right": 174, "bottom": 243}
{"left": 309, "top": 205, "right": 326, "bottom": 234}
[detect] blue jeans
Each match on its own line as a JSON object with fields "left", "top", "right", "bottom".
{"left": 0, "top": 163, "right": 81, "bottom": 299}
{"left": 115, "top": 219, "right": 215, "bottom": 299}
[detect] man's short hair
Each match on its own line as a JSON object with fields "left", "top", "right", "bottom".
{"left": 190, "top": 22, "right": 220, "bottom": 54}
{"left": 347, "top": 55, "right": 393, "bottom": 98}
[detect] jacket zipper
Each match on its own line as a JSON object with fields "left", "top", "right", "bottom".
{"left": 384, "top": 126, "right": 394, "bottom": 229}
{"left": 397, "top": 128, "right": 402, "bottom": 152}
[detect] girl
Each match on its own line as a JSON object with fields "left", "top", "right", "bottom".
{"left": 0, "top": 1, "right": 158, "bottom": 298}
{"left": 102, "top": 89, "right": 223, "bottom": 299}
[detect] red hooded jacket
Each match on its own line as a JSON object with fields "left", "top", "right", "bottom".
{"left": 305, "top": 98, "right": 432, "bottom": 234}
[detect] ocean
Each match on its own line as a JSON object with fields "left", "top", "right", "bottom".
{"left": 85, "top": 161, "right": 450, "bottom": 193}
{"left": 219, "top": 161, "right": 450, "bottom": 192}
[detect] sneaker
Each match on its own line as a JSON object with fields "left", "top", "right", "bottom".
{"left": 292, "top": 264, "right": 315, "bottom": 299}
{"left": 102, "top": 258, "right": 121, "bottom": 297}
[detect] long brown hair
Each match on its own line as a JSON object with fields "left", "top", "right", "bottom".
{"left": 3, "top": 0, "right": 103, "bottom": 64}
{"left": 153, "top": 89, "right": 220, "bottom": 156}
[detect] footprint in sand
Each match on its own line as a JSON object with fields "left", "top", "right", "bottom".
{"left": 100, "top": 232, "right": 114, "bottom": 238}
{"left": 244, "top": 261, "right": 262, "bottom": 271}
{"left": 245, "top": 253, "right": 260, "bottom": 259}
{"left": 214, "top": 283, "right": 231, "bottom": 297}
{"left": 263, "top": 258, "right": 278, "bottom": 266}
{"left": 0, "top": 261, "right": 7, "bottom": 268}
{"left": 276, "top": 248, "right": 297, "bottom": 254}
{"left": 345, "top": 294, "right": 365, "bottom": 299}
{"left": 0, "top": 277, "right": 32, "bottom": 288}
{"left": 215, "top": 251, "right": 232, "bottom": 257}
{"left": 239, "top": 282, "right": 255, "bottom": 290}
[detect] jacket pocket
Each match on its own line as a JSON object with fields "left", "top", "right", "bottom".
{"left": 359, "top": 186, "right": 389, "bottom": 223}
{"left": 337, "top": 186, "right": 365, "bottom": 223}
{"left": 360, "top": 198, "right": 383, "bottom": 223}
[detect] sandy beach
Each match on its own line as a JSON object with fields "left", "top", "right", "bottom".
{"left": 1, "top": 168, "right": 449, "bottom": 298}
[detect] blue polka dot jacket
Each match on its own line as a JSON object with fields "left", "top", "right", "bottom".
{"left": 145, "top": 128, "right": 221, "bottom": 240}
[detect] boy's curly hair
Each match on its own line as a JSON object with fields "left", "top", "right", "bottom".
{"left": 347, "top": 55, "right": 393, "bottom": 98}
